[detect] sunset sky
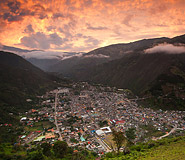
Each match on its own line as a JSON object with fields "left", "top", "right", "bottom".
{"left": 0, "top": 0, "right": 185, "bottom": 52}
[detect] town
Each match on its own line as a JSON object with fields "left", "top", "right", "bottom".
{"left": 16, "top": 82, "right": 185, "bottom": 155}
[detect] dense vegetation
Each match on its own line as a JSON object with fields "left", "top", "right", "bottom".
{"left": 1, "top": 135, "right": 184, "bottom": 160}
{"left": 0, "top": 51, "right": 69, "bottom": 123}
{"left": 144, "top": 64, "right": 185, "bottom": 110}
{"left": 0, "top": 141, "right": 98, "bottom": 160}
{"left": 46, "top": 34, "right": 185, "bottom": 110}
{"left": 103, "top": 135, "right": 185, "bottom": 160}
{"left": 79, "top": 53, "right": 185, "bottom": 110}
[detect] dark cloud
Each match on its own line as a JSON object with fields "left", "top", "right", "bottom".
{"left": 33, "top": 4, "right": 46, "bottom": 11}
{"left": 3, "top": 12, "right": 23, "bottom": 22}
{"left": 7, "top": 1, "right": 21, "bottom": 13}
{"left": 21, "top": 36, "right": 38, "bottom": 49}
{"left": 54, "top": 34, "right": 100, "bottom": 52}
{"left": 19, "top": 9, "right": 34, "bottom": 16}
{"left": 85, "top": 36, "right": 100, "bottom": 46}
{"left": 0, "top": 43, "right": 3, "bottom": 49}
{"left": 33, "top": 4, "right": 48, "bottom": 19}
{"left": 38, "top": 14, "right": 48, "bottom": 19}
{"left": 122, "top": 14, "right": 134, "bottom": 27}
{"left": 64, "top": 0, "right": 72, "bottom": 5}
{"left": 52, "top": 13, "right": 65, "bottom": 19}
{"left": 82, "top": 0, "right": 93, "bottom": 7}
{"left": 59, "top": 25, "right": 72, "bottom": 38}
{"left": 86, "top": 23, "right": 108, "bottom": 30}
{"left": 2, "top": 0, "right": 29, "bottom": 22}
{"left": 49, "top": 33, "right": 63, "bottom": 45}
{"left": 75, "top": 33, "right": 84, "bottom": 37}
{"left": 3, "top": 9, "right": 32, "bottom": 22}
{"left": 103, "top": 0, "right": 124, "bottom": 4}
{"left": 2, "top": 0, "right": 48, "bottom": 22}
{"left": 20, "top": 32, "right": 64, "bottom": 49}
{"left": 55, "top": 44, "right": 74, "bottom": 50}
{"left": 52, "top": 12, "right": 74, "bottom": 20}
{"left": 75, "top": 34, "right": 100, "bottom": 48}
{"left": 58, "top": 20, "right": 76, "bottom": 40}
{"left": 24, "top": 24, "right": 34, "bottom": 33}
{"left": 47, "top": 26, "right": 56, "bottom": 31}
{"left": 149, "top": 3, "right": 168, "bottom": 15}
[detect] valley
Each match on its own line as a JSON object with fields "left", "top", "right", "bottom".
{"left": 1, "top": 0, "right": 185, "bottom": 159}
{"left": 1, "top": 82, "right": 184, "bottom": 159}
{"left": 1, "top": 34, "right": 185, "bottom": 159}
{"left": 26, "top": 34, "right": 185, "bottom": 111}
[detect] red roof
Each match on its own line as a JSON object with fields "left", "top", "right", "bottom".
{"left": 32, "top": 109, "right": 37, "bottom": 112}
{"left": 116, "top": 120, "right": 125, "bottom": 124}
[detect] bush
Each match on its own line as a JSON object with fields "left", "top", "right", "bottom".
{"left": 53, "top": 141, "right": 68, "bottom": 158}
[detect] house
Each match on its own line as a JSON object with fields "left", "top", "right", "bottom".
{"left": 96, "top": 126, "right": 112, "bottom": 136}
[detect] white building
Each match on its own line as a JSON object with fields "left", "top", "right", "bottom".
{"left": 96, "top": 126, "right": 112, "bottom": 136}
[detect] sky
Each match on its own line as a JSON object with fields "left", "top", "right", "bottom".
{"left": 0, "top": 0, "right": 185, "bottom": 52}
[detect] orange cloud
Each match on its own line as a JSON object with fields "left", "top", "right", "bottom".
{"left": 0, "top": 0, "right": 184, "bottom": 52}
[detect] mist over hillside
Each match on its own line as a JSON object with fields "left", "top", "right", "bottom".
{"left": 2, "top": 34, "right": 185, "bottom": 110}
{"left": 46, "top": 34, "right": 185, "bottom": 110}
{"left": 0, "top": 51, "right": 68, "bottom": 123}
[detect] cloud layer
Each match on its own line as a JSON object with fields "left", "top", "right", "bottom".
{"left": 0, "top": 0, "right": 185, "bottom": 52}
{"left": 22, "top": 51, "right": 67, "bottom": 59}
{"left": 145, "top": 43, "right": 185, "bottom": 54}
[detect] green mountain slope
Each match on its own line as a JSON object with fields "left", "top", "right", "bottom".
{"left": 47, "top": 34, "right": 185, "bottom": 110}
{"left": 81, "top": 53, "right": 185, "bottom": 110}
{"left": 48, "top": 37, "right": 169, "bottom": 75}
{"left": 0, "top": 51, "right": 63, "bottom": 123}
{"left": 104, "top": 136, "right": 185, "bottom": 160}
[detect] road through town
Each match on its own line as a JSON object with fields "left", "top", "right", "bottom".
{"left": 54, "top": 91, "right": 62, "bottom": 141}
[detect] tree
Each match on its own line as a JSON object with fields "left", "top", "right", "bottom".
{"left": 27, "top": 150, "right": 44, "bottom": 160}
{"left": 112, "top": 129, "right": 127, "bottom": 153}
{"left": 70, "top": 138, "right": 78, "bottom": 143}
{"left": 72, "top": 152, "right": 86, "bottom": 160}
{"left": 53, "top": 141, "right": 68, "bottom": 158}
{"left": 41, "top": 142, "right": 51, "bottom": 157}
{"left": 126, "top": 128, "right": 136, "bottom": 142}
{"left": 99, "top": 120, "right": 108, "bottom": 127}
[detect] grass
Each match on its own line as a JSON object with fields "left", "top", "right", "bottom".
{"left": 24, "top": 121, "right": 54, "bottom": 132}
{"left": 140, "top": 124, "right": 164, "bottom": 139}
{"left": 0, "top": 143, "right": 27, "bottom": 159}
{"left": 104, "top": 134, "right": 116, "bottom": 150}
{"left": 104, "top": 136, "right": 185, "bottom": 160}
{"left": 137, "top": 139, "right": 185, "bottom": 160}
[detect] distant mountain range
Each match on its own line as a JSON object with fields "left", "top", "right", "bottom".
{"left": 46, "top": 34, "right": 185, "bottom": 110}
{"left": 0, "top": 51, "right": 68, "bottom": 123}
{"left": 1, "top": 45, "right": 42, "bottom": 53}
{"left": 26, "top": 52, "right": 84, "bottom": 71}
{"left": 0, "top": 45, "right": 84, "bottom": 71}
{"left": 1, "top": 34, "right": 185, "bottom": 111}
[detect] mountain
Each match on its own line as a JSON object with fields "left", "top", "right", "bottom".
{"left": 0, "top": 51, "right": 66, "bottom": 123}
{"left": 86, "top": 52, "right": 185, "bottom": 110}
{"left": 26, "top": 57, "right": 61, "bottom": 71}
{"left": 25, "top": 52, "right": 84, "bottom": 72}
{"left": 48, "top": 37, "right": 170, "bottom": 75}
{"left": 2, "top": 45, "right": 41, "bottom": 53}
{"left": 104, "top": 136, "right": 185, "bottom": 160}
{"left": 47, "top": 34, "right": 185, "bottom": 110}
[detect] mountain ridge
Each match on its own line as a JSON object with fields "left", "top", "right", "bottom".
{"left": 46, "top": 34, "right": 185, "bottom": 110}
{"left": 0, "top": 51, "right": 67, "bottom": 123}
